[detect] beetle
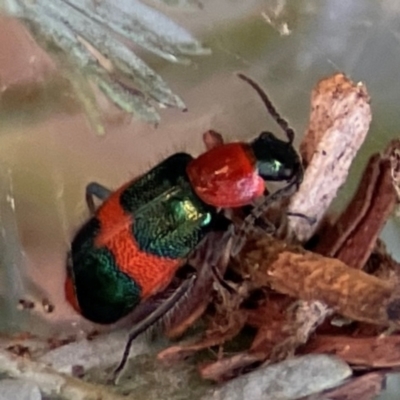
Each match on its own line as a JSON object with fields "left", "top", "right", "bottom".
{"left": 64, "top": 73, "right": 303, "bottom": 380}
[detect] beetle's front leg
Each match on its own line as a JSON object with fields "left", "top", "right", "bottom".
{"left": 85, "top": 182, "right": 112, "bottom": 215}
{"left": 230, "top": 175, "right": 300, "bottom": 256}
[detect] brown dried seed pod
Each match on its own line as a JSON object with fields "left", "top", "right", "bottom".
{"left": 239, "top": 235, "right": 400, "bottom": 328}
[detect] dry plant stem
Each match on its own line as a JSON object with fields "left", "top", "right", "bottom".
{"left": 264, "top": 300, "right": 333, "bottom": 363}
{"left": 247, "top": 297, "right": 293, "bottom": 353}
{"left": 158, "top": 316, "right": 246, "bottom": 363}
{"left": 326, "top": 158, "right": 395, "bottom": 267}
{"left": 199, "top": 352, "right": 265, "bottom": 381}
{"left": 326, "top": 158, "right": 394, "bottom": 268}
{"left": 315, "top": 145, "right": 397, "bottom": 268}
{"left": 0, "top": 350, "right": 129, "bottom": 400}
{"left": 239, "top": 236, "right": 400, "bottom": 328}
{"left": 196, "top": 299, "right": 292, "bottom": 381}
{"left": 304, "top": 372, "right": 386, "bottom": 400}
{"left": 315, "top": 154, "right": 382, "bottom": 257}
{"left": 245, "top": 295, "right": 292, "bottom": 328}
{"left": 304, "top": 335, "right": 400, "bottom": 368}
{"left": 288, "top": 73, "right": 371, "bottom": 242}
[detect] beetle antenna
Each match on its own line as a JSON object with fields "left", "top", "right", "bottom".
{"left": 237, "top": 73, "right": 295, "bottom": 144}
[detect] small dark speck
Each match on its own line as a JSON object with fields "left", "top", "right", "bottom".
{"left": 42, "top": 298, "right": 55, "bottom": 313}
{"left": 322, "top": 150, "right": 327, "bottom": 156}
{"left": 337, "top": 150, "right": 345, "bottom": 161}
{"left": 72, "top": 365, "right": 85, "bottom": 378}
{"left": 86, "top": 330, "right": 100, "bottom": 341}
{"left": 6, "top": 344, "right": 31, "bottom": 358}
{"left": 18, "top": 299, "right": 35, "bottom": 310}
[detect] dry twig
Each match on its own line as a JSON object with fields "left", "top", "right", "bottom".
{"left": 0, "top": 349, "right": 128, "bottom": 400}
{"left": 288, "top": 73, "right": 371, "bottom": 242}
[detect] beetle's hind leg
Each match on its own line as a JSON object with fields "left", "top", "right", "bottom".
{"left": 110, "top": 274, "right": 196, "bottom": 385}
{"left": 85, "top": 182, "right": 112, "bottom": 215}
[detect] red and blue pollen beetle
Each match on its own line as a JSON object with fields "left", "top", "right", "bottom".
{"left": 64, "top": 73, "right": 303, "bottom": 380}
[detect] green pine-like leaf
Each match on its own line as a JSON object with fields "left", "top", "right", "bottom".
{"left": 0, "top": 0, "right": 210, "bottom": 132}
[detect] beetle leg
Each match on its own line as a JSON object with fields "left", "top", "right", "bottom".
{"left": 210, "top": 264, "right": 238, "bottom": 294}
{"left": 230, "top": 173, "right": 300, "bottom": 256}
{"left": 202, "top": 129, "right": 224, "bottom": 150}
{"left": 85, "top": 182, "right": 112, "bottom": 215}
{"left": 287, "top": 212, "right": 317, "bottom": 225}
{"left": 111, "top": 274, "right": 196, "bottom": 385}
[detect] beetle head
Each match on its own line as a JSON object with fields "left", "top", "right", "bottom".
{"left": 251, "top": 131, "right": 303, "bottom": 184}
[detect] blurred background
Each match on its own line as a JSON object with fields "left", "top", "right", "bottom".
{"left": 0, "top": 0, "right": 400, "bottom": 397}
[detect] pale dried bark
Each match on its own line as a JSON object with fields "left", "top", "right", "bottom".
{"left": 0, "top": 349, "right": 129, "bottom": 400}
{"left": 288, "top": 73, "right": 371, "bottom": 242}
